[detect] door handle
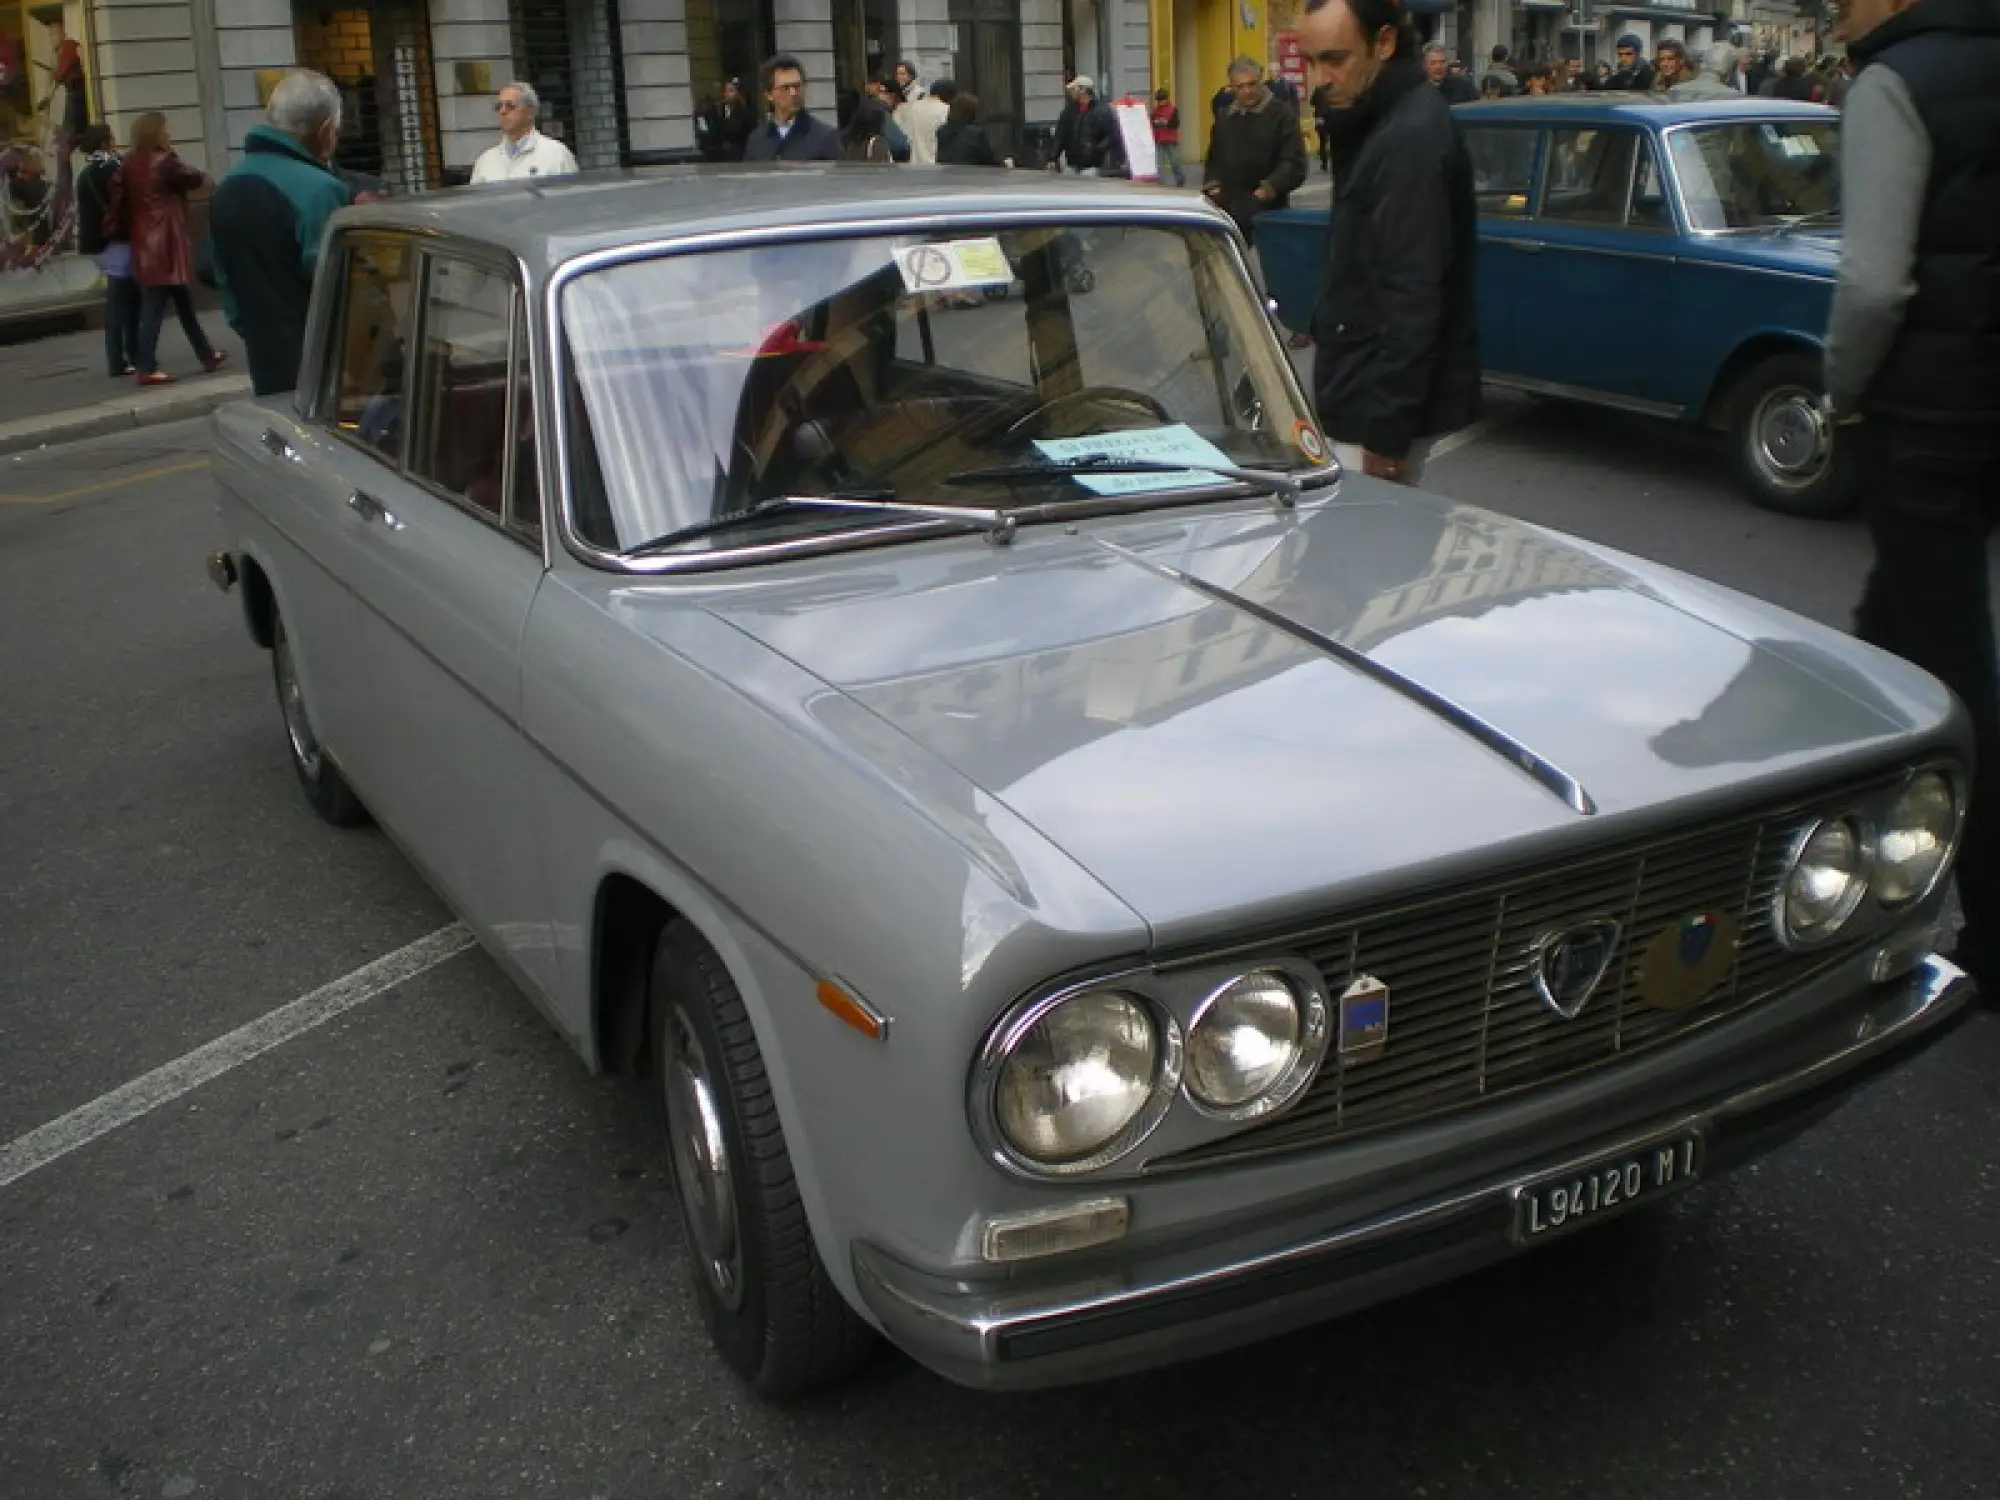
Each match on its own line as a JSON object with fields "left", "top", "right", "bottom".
{"left": 346, "top": 490, "right": 404, "bottom": 530}
{"left": 260, "top": 428, "right": 301, "bottom": 463}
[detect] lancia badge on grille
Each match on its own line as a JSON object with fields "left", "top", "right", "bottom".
{"left": 1338, "top": 975, "right": 1390, "bottom": 1062}
{"left": 1532, "top": 919, "right": 1622, "bottom": 1019}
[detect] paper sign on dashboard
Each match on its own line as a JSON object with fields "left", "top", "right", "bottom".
{"left": 1032, "top": 423, "right": 1239, "bottom": 495}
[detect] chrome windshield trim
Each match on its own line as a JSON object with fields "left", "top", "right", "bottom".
{"left": 1094, "top": 536, "right": 1597, "bottom": 817}
{"left": 541, "top": 204, "right": 1293, "bottom": 577}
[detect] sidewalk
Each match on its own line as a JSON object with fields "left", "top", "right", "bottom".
{"left": 0, "top": 319, "right": 251, "bottom": 458}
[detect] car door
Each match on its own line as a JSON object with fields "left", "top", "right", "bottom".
{"left": 1461, "top": 124, "right": 1544, "bottom": 380}
{"left": 1507, "top": 124, "right": 1682, "bottom": 409}
{"left": 316, "top": 246, "right": 559, "bottom": 1000}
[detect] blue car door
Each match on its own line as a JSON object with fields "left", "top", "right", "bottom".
{"left": 1461, "top": 124, "right": 1544, "bottom": 380}
{"left": 1507, "top": 124, "right": 1682, "bottom": 409}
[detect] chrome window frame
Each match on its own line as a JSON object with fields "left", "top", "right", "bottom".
{"left": 540, "top": 206, "right": 1330, "bottom": 577}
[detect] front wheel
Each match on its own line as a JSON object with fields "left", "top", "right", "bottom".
{"left": 1726, "top": 352, "right": 1858, "bottom": 519}
{"left": 650, "top": 922, "right": 874, "bottom": 1396}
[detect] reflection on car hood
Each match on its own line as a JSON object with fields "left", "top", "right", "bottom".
{"left": 1699, "top": 230, "right": 1841, "bottom": 277}
{"left": 706, "top": 485, "right": 1949, "bottom": 945}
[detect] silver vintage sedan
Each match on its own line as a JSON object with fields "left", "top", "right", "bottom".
{"left": 207, "top": 169, "right": 1976, "bottom": 1396}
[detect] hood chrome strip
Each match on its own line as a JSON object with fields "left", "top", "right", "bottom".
{"left": 1094, "top": 538, "right": 1598, "bottom": 817}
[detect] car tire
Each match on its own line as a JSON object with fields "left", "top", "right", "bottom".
{"left": 650, "top": 920, "right": 875, "bottom": 1397}
{"left": 1726, "top": 351, "right": 1857, "bottom": 519}
{"left": 271, "top": 613, "right": 370, "bottom": 828}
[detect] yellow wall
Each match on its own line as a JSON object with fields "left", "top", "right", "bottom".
{"left": 1154, "top": 0, "right": 1315, "bottom": 162}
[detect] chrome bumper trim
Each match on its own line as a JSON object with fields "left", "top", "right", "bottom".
{"left": 854, "top": 955, "right": 1973, "bottom": 1390}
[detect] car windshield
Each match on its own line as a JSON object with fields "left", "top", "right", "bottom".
{"left": 1668, "top": 121, "right": 1841, "bottom": 232}
{"left": 559, "top": 223, "right": 1324, "bottom": 555}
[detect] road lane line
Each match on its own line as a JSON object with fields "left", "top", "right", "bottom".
{"left": 0, "top": 457, "right": 213, "bottom": 507}
{"left": 0, "top": 923, "right": 476, "bottom": 1191}
{"left": 1425, "top": 414, "right": 1515, "bottom": 466}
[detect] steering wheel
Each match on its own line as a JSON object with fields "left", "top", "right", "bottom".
{"left": 1004, "top": 385, "right": 1173, "bottom": 441}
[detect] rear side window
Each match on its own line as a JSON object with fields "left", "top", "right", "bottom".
{"left": 1464, "top": 128, "right": 1538, "bottom": 218}
{"left": 323, "top": 236, "right": 418, "bottom": 461}
{"left": 1542, "top": 127, "right": 1642, "bottom": 226}
{"left": 408, "top": 255, "right": 517, "bottom": 518}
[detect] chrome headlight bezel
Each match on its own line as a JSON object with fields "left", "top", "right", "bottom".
{"left": 971, "top": 957, "right": 1331, "bottom": 1181}
{"left": 1775, "top": 814, "right": 1874, "bottom": 948}
{"left": 972, "top": 983, "right": 1183, "bottom": 1178}
{"left": 1182, "top": 969, "right": 1331, "bottom": 1122}
{"left": 1875, "top": 768, "right": 1962, "bottom": 910}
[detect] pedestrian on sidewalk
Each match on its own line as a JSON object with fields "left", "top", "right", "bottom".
{"left": 1151, "top": 88, "right": 1187, "bottom": 187}
{"left": 1204, "top": 56, "right": 1308, "bottom": 240}
{"left": 470, "top": 81, "right": 579, "bottom": 184}
{"left": 109, "top": 111, "right": 225, "bottom": 387}
{"left": 1826, "top": 0, "right": 2000, "bottom": 1005}
{"left": 744, "top": 55, "right": 843, "bottom": 163}
{"left": 74, "top": 123, "right": 138, "bottom": 379}
{"left": 208, "top": 70, "right": 351, "bottom": 397}
{"left": 1301, "top": 0, "right": 1480, "bottom": 484}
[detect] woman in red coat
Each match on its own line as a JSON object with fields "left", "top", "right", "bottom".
{"left": 109, "top": 112, "right": 227, "bottom": 386}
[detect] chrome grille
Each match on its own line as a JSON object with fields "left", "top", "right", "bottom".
{"left": 1157, "top": 785, "right": 1879, "bottom": 1169}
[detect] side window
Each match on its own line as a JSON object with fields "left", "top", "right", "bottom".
{"left": 324, "top": 236, "right": 418, "bottom": 460}
{"left": 1464, "top": 128, "right": 1538, "bottom": 218}
{"left": 1541, "top": 128, "right": 1641, "bottom": 227}
{"left": 506, "top": 303, "right": 541, "bottom": 541}
{"left": 1630, "top": 138, "right": 1669, "bottom": 230}
{"left": 408, "top": 255, "right": 517, "bottom": 518}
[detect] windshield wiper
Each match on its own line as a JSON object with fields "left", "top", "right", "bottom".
{"left": 942, "top": 454, "right": 1311, "bottom": 509}
{"left": 627, "top": 489, "right": 1019, "bottom": 557}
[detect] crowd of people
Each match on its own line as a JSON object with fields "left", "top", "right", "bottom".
{"left": 1396, "top": 34, "right": 1856, "bottom": 108}
{"left": 694, "top": 56, "right": 1011, "bottom": 168}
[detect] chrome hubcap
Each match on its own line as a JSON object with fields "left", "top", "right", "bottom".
{"left": 1751, "top": 384, "right": 1833, "bottom": 490}
{"left": 663, "top": 1006, "right": 744, "bottom": 1309}
{"left": 274, "top": 634, "right": 323, "bottom": 782}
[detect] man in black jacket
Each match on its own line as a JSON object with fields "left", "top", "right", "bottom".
{"left": 1826, "top": 0, "right": 2000, "bottom": 1001}
{"left": 1300, "top": 0, "right": 1479, "bottom": 483}
{"left": 744, "top": 55, "right": 842, "bottom": 162}
{"left": 1203, "top": 57, "right": 1308, "bottom": 239}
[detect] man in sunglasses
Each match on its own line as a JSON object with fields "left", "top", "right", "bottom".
{"left": 470, "top": 81, "right": 579, "bottom": 184}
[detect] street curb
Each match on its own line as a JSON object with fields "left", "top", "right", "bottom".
{"left": 0, "top": 376, "right": 253, "bottom": 458}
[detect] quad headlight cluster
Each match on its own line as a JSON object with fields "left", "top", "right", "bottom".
{"left": 976, "top": 964, "right": 1330, "bottom": 1177}
{"left": 1776, "top": 769, "right": 1963, "bottom": 948}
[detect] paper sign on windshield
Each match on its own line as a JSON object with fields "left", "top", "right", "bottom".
{"left": 1033, "top": 424, "right": 1239, "bottom": 495}
{"left": 893, "top": 238, "right": 1014, "bottom": 294}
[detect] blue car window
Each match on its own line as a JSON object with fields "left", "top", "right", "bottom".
{"left": 1541, "top": 127, "right": 1641, "bottom": 228}
{"left": 1463, "top": 127, "right": 1538, "bottom": 218}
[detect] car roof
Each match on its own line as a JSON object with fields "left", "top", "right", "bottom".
{"left": 1454, "top": 95, "right": 1838, "bottom": 128}
{"left": 326, "top": 165, "right": 1216, "bottom": 276}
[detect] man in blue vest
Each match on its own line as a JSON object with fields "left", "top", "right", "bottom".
{"left": 1826, "top": 0, "right": 2000, "bottom": 1003}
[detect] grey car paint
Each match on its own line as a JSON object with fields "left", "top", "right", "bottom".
{"left": 209, "top": 173, "right": 1975, "bottom": 1388}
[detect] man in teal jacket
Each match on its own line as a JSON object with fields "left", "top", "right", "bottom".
{"left": 208, "top": 70, "right": 352, "bottom": 396}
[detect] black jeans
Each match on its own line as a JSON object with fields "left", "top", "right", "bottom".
{"left": 135, "top": 283, "right": 215, "bottom": 375}
{"left": 1852, "top": 417, "right": 2000, "bottom": 972}
{"left": 103, "top": 274, "right": 140, "bottom": 375}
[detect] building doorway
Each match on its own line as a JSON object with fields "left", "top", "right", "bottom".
{"left": 947, "top": 0, "right": 1021, "bottom": 158}
{"left": 292, "top": 2, "right": 443, "bottom": 195}
{"left": 507, "top": 0, "right": 630, "bottom": 169}
{"left": 831, "top": 0, "right": 893, "bottom": 125}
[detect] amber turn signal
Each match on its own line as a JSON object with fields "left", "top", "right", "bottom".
{"left": 816, "top": 979, "right": 888, "bottom": 1041}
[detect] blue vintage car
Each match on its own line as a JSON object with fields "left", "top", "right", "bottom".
{"left": 1258, "top": 97, "right": 1849, "bottom": 517}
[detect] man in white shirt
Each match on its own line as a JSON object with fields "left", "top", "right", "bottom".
{"left": 893, "top": 81, "right": 949, "bottom": 165}
{"left": 470, "top": 81, "right": 579, "bottom": 183}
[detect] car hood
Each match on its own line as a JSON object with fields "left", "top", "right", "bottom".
{"left": 1696, "top": 229, "right": 1840, "bottom": 277}
{"left": 701, "top": 485, "right": 1947, "bottom": 945}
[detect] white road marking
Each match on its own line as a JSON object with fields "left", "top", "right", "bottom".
{"left": 0, "top": 924, "right": 476, "bottom": 1191}
{"left": 1426, "top": 413, "right": 1516, "bottom": 466}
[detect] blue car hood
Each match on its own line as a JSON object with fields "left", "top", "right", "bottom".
{"left": 706, "top": 485, "right": 1949, "bottom": 942}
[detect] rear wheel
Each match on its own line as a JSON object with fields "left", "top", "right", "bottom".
{"left": 272, "top": 613, "right": 369, "bottom": 828}
{"left": 650, "top": 921, "right": 874, "bottom": 1396}
{"left": 1726, "top": 351, "right": 1857, "bottom": 518}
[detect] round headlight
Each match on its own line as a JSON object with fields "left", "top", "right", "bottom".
{"left": 1781, "top": 817, "right": 1870, "bottom": 944}
{"left": 1186, "top": 972, "right": 1304, "bottom": 1110}
{"left": 1877, "top": 772, "right": 1958, "bottom": 908}
{"left": 993, "top": 991, "right": 1163, "bottom": 1167}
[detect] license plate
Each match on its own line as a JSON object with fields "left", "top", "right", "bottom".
{"left": 1511, "top": 1131, "right": 1703, "bottom": 1243}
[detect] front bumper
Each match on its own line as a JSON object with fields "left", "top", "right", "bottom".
{"left": 855, "top": 954, "right": 1975, "bottom": 1390}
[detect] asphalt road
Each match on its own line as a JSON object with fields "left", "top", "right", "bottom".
{"left": 2, "top": 405, "right": 1996, "bottom": 1500}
